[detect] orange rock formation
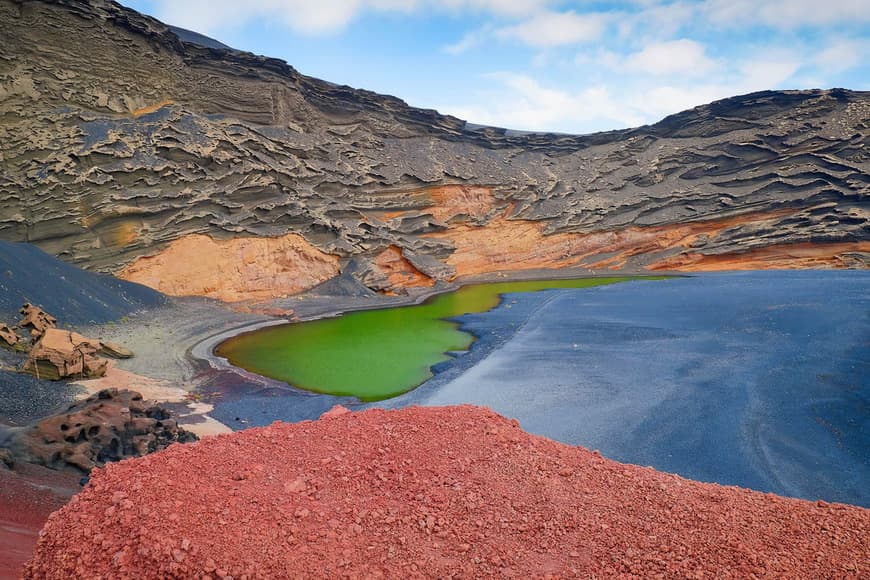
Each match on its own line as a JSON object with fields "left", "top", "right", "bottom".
{"left": 647, "top": 241, "right": 870, "bottom": 271}
{"left": 118, "top": 233, "right": 341, "bottom": 302}
{"left": 22, "top": 328, "right": 107, "bottom": 380}
{"left": 425, "top": 185, "right": 498, "bottom": 224}
{"left": 372, "top": 245, "right": 435, "bottom": 292}
{"left": 425, "top": 205, "right": 863, "bottom": 277}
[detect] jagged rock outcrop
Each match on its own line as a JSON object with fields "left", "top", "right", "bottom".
{"left": 22, "top": 328, "right": 107, "bottom": 380}
{"left": 17, "top": 303, "right": 56, "bottom": 342}
{"left": 0, "top": 323, "right": 21, "bottom": 349}
{"left": 0, "top": 0, "right": 867, "bottom": 302}
{"left": 0, "top": 388, "right": 198, "bottom": 472}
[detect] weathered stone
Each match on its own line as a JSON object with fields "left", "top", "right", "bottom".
{"left": 0, "top": 323, "right": 20, "bottom": 348}
{"left": 18, "top": 304, "right": 57, "bottom": 342}
{"left": 0, "top": 388, "right": 198, "bottom": 472}
{"left": 22, "top": 328, "right": 107, "bottom": 381}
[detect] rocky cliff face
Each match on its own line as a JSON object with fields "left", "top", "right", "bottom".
{"left": 1, "top": 0, "right": 868, "bottom": 301}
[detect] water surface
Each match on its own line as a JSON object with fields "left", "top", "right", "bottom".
{"left": 216, "top": 277, "right": 641, "bottom": 400}
{"left": 386, "top": 271, "right": 869, "bottom": 506}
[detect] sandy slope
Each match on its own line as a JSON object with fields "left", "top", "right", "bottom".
{"left": 26, "top": 405, "right": 869, "bottom": 578}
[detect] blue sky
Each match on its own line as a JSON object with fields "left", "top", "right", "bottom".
{"left": 121, "top": 0, "right": 869, "bottom": 134}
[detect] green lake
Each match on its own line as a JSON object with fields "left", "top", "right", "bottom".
{"left": 216, "top": 277, "right": 648, "bottom": 401}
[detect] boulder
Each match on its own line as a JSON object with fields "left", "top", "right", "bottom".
{"left": 0, "top": 388, "right": 198, "bottom": 473}
{"left": 21, "top": 328, "right": 107, "bottom": 380}
{"left": 18, "top": 303, "right": 57, "bottom": 342}
{"left": 0, "top": 323, "right": 21, "bottom": 349}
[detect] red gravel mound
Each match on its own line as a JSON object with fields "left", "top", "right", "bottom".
{"left": 26, "top": 405, "right": 869, "bottom": 578}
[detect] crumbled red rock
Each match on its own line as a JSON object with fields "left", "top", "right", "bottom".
{"left": 0, "top": 463, "right": 79, "bottom": 578}
{"left": 26, "top": 406, "right": 869, "bottom": 578}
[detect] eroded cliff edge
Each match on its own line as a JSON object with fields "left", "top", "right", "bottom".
{"left": 1, "top": 0, "right": 868, "bottom": 301}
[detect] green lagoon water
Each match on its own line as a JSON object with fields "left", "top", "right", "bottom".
{"left": 216, "top": 277, "right": 643, "bottom": 401}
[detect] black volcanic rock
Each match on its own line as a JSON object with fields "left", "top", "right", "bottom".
{"left": 0, "top": 388, "right": 198, "bottom": 472}
{"left": 0, "top": 0, "right": 867, "bottom": 286}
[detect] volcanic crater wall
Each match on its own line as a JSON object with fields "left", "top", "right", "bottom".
{"left": 1, "top": 0, "right": 868, "bottom": 300}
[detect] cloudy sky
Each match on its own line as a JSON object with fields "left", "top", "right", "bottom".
{"left": 121, "top": 0, "right": 869, "bottom": 134}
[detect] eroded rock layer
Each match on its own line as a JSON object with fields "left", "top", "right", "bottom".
{"left": 25, "top": 406, "right": 869, "bottom": 578}
{"left": 1, "top": 388, "right": 197, "bottom": 473}
{"left": 1, "top": 0, "right": 868, "bottom": 300}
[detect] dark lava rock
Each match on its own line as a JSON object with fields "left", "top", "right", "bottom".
{"left": 0, "top": 388, "right": 198, "bottom": 472}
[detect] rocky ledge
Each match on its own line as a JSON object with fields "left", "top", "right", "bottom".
{"left": 25, "top": 405, "right": 868, "bottom": 578}
{"left": 1, "top": 0, "right": 868, "bottom": 303}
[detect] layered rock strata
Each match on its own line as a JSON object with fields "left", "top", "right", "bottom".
{"left": 0, "top": 0, "right": 867, "bottom": 302}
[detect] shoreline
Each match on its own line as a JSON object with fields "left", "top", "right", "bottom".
{"left": 61, "top": 268, "right": 676, "bottom": 434}
{"left": 194, "top": 268, "right": 675, "bottom": 391}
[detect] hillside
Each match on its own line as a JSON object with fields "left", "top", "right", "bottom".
{"left": 0, "top": 240, "right": 164, "bottom": 325}
{"left": 25, "top": 406, "right": 869, "bottom": 577}
{"left": 1, "top": 0, "right": 868, "bottom": 303}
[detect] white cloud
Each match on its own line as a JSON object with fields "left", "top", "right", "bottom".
{"left": 623, "top": 39, "right": 717, "bottom": 76}
{"left": 438, "top": 73, "right": 645, "bottom": 133}
{"left": 814, "top": 39, "right": 868, "bottom": 74}
{"left": 439, "top": 0, "right": 554, "bottom": 17}
{"left": 150, "top": 0, "right": 368, "bottom": 34}
{"left": 443, "top": 26, "right": 493, "bottom": 54}
{"left": 497, "top": 10, "right": 608, "bottom": 47}
{"left": 149, "top": 0, "right": 557, "bottom": 35}
{"left": 736, "top": 53, "right": 802, "bottom": 92}
{"left": 616, "top": 1, "right": 697, "bottom": 41}
{"left": 703, "top": 0, "right": 870, "bottom": 29}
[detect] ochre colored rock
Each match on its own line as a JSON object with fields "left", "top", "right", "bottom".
{"left": 647, "top": 241, "right": 870, "bottom": 271}
{"left": 118, "top": 233, "right": 341, "bottom": 302}
{"left": 22, "top": 328, "right": 107, "bottom": 380}
{"left": 426, "top": 184, "right": 498, "bottom": 224}
{"left": 23, "top": 406, "right": 869, "bottom": 578}
{"left": 17, "top": 303, "right": 56, "bottom": 342}
{"left": 97, "top": 341, "right": 134, "bottom": 359}
{"left": 0, "top": 323, "right": 20, "bottom": 349}
{"left": 1, "top": 388, "right": 198, "bottom": 473}
{"left": 366, "top": 245, "right": 435, "bottom": 294}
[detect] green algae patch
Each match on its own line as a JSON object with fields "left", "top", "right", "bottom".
{"left": 216, "top": 277, "right": 651, "bottom": 401}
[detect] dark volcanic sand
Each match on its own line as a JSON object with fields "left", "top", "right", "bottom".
{"left": 0, "top": 240, "right": 164, "bottom": 325}
{"left": 26, "top": 406, "right": 869, "bottom": 578}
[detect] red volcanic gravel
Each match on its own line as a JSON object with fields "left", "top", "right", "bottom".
{"left": 26, "top": 405, "right": 869, "bottom": 578}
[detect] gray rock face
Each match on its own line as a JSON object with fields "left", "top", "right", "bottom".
{"left": 0, "top": 0, "right": 867, "bottom": 286}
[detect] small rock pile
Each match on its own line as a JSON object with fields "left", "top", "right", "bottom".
{"left": 25, "top": 405, "right": 868, "bottom": 578}
{"left": 0, "top": 303, "right": 133, "bottom": 380}
{"left": 1, "top": 388, "right": 198, "bottom": 472}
